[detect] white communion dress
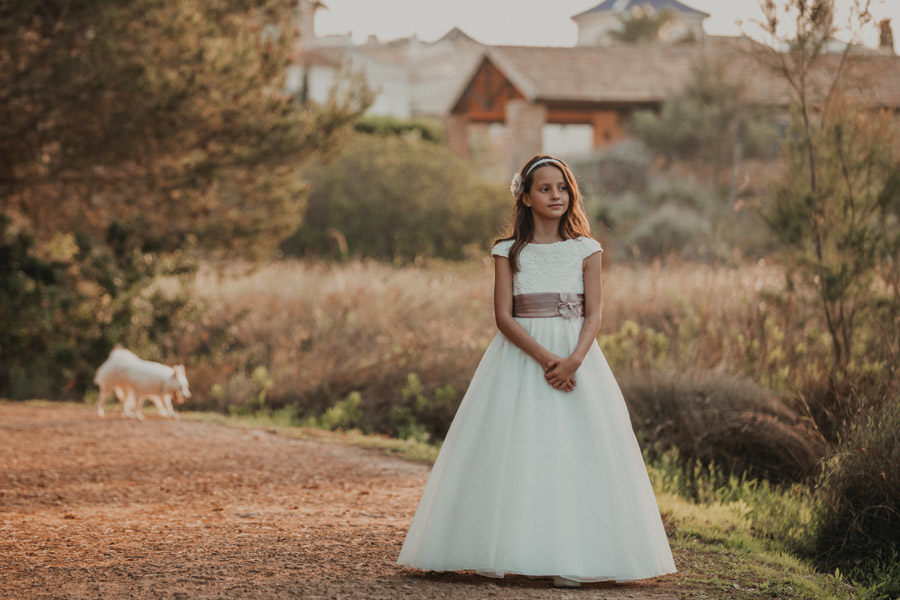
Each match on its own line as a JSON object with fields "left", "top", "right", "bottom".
{"left": 397, "top": 236, "right": 676, "bottom": 582}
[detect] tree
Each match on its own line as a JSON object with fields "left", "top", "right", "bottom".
{"left": 610, "top": 8, "right": 676, "bottom": 43}
{"left": 631, "top": 61, "right": 778, "bottom": 198}
{"left": 1, "top": 0, "right": 371, "bottom": 258}
{"left": 0, "top": 0, "right": 371, "bottom": 398}
{"left": 281, "top": 135, "right": 508, "bottom": 261}
{"left": 754, "top": 0, "right": 900, "bottom": 386}
{"left": 754, "top": 3, "right": 900, "bottom": 581}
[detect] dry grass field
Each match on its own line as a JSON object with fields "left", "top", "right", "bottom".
{"left": 177, "top": 258, "right": 791, "bottom": 414}
{"left": 150, "top": 257, "right": 829, "bottom": 483}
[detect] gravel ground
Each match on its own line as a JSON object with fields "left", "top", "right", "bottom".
{"left": 0, "top": 402, "right": 677, "bottom": 599}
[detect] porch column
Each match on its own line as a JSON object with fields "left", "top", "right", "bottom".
{"left": 444, "top": 114, "right": 470, "bottom": 159}
{"left": 505, "top": 99, "right": 546, "bottom": 174}
{"left": 591, "top": 111, "right": 624, "bottom": 150}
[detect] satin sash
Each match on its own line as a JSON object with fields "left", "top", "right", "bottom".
{"left": 512, "top": 292, "right": 585, "bottom": 319}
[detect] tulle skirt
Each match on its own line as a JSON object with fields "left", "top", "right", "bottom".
{"left": 397, "top": 316, "right": 676, "bottom": 582}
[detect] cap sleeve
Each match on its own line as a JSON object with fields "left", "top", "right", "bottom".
{"left": 491, "top": 240, "right": 513, "bottom": 258}
{"left": 578, "top": 237, "right": 603, "bottom": 260}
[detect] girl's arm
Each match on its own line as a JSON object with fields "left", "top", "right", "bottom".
{"left": 494, "top": 256, "right": 575, "bottom": 391}
{"left": 544, "top": 252, "right": 603, "bottom": 387}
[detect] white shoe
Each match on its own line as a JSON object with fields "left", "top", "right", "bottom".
{"left": 553, "top": 576, "right": 581, "bottom": 588}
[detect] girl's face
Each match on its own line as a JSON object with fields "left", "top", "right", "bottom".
{"left": 523, "top": 166, "right": 570, "bottom": 222}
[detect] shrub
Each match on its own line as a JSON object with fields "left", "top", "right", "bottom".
{"left": 641, "top": 176, "right": 716, "bottom": 214}
{"left": 810, "top": 396, "right": 900, "bottom": 591}
{"left": 622, "top": 370, "right": 827, "bottom": 482}
{"left": 570, "top": 141, "right": 653, "bottom": 198}
{"left": 315, "top": 391, "right": 371, "bottom": 433}
{"left": 629, "top": 61, "right": 774, "bottom": 178}
{"left": 389, "top": 405, "right": 431, "bottom": 444}
{"left": 622, "top": 203, "right": 712, "bottom": 260}
{"left": 354, "top": 114, "right": 444, "bottom": 143}
{"left": 281, "top": 135, "right": 508, "bottom": 261}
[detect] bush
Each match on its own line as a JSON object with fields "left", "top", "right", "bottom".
{"left": 281, "top": 135, "right": 508, "bottom": 261}
{"left": 622, "top": 370, "right": 827, "bottom": 482}
{"left": 354, "top": 115, "right": 444, "bottom": 144}
{"left": 641, "top": 176, "right": 716, "bottom": 214}
{"left": 569, "top": 147, "right": 753, "bottom": 261}
{"left": 570, "top": 141, "right": 653, "bottom": 198}
{"left": 622, "top": 203, "right": 712, "bottom": 260}
{"left": 810, "top": 396, "right": 900, "bottom": 592}
{"left": 315, "top": 391, "right": 371, "bottom": 433}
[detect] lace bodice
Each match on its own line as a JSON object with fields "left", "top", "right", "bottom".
{"left": 491, "top": 237, "right": 603, "bottom": 296}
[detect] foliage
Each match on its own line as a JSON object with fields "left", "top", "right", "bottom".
{"left": 752, "top": 1, "right": 900, "bottom": 588}
{"left": 810, "top": 397, "right": 900, "bottom": 593}
{"left": 2, "top": 0, "right": 370, "bottom": 259}
{"left": 610, "top": 7, "right": 676, "bottom": 43}
{"left": 761, "top": 98, "right": 899, "bottom": 382}
{"left": 178, "top": 259, "right": 494, "bottom": 433}
{"left": 571, "top": 148, "right": 713, "bottom": 259}
{"left": 571, "top": 141, "right": 777, "bottom": 261}
{"left": 313, "top": 391, "right": 371, "bottom": 433}
{"left": 281, "top": 135, "right": 508, "bottom": 261}
{"left": 624, "top": 370, "right": 827, "bottom": 482}
{"left": 755, "top": 0, "right": 900, "bottom": 390}
{"left": 631, "top": 61, "right": 779, "bottom": 184}
{"left": 573, "top": 140, "right": 652, "bottom": 198}
{"left": 622, "top": 203, "right": 712, "bottom": 260}
{"left": 0, "top": 218, "right": 195, "bottom": 398}
{"left": 354, "top": 114, "right": 444, "bottom": 144}
{"left": 0, "top": 1, "right": 368, "bottom": 397}
{"left": 649, "top": 447, "right": 814, "bottom": 556}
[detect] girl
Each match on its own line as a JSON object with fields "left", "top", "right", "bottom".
{"left": 397, "top": 155, "right": 676, "bottom": 588}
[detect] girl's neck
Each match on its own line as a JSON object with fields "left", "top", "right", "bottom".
{"left": 531, "top": 217, "right": 563, "bottom": 245}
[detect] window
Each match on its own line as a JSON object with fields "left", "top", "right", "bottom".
{"left": 542, "top": 124, "right": 594, "bottom": 157}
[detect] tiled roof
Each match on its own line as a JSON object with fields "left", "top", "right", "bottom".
{"left": 436, "top": 27, "right": 482, "bottom": 44}
{"left": 573, "top": 0, "right": 710, "bottom": 19}
{"left": 293, "top": 47, "right": 344, "bottom": 67}
{"left": 473, "top": 43, "right": 900, "bottom": 108}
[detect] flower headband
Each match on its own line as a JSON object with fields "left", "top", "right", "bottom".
{"left": 508, "top": 158, "right": 563, "bottom": 199}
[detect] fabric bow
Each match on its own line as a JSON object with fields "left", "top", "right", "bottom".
{"left": 509, "top": 173, "right": 523, "bottom": 199}
{"left": 557, "top": 293, "right": 583, "bottom": 319}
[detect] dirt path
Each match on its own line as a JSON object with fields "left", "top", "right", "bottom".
{"left": 0, "top": 402, "right": 677, "bottom": 599}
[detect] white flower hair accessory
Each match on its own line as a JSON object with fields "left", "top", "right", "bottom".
{"left": 509, "top": 172, "right": 523, "bottom": 199}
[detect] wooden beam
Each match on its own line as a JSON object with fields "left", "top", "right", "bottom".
{"left": 591, "top": 111, "right": 624, "bottom": 149}
{"left": 546, "top": 108, "right": 595, "bottom": 124}
{"left": 452, "top": 57, "right": 524, "bottom": 118}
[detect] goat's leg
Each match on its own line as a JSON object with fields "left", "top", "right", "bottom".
{"left": 125, "top": 389, "right": 144, "bottom": 421}
{"left": 162, "top": 394, "right": 180, "bottom": 419}
{"left": 96, "top": 385, "right": 111, "bottom": 418}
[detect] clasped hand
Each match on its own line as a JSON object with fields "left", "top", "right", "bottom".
{"left": 543, "top": 355, "right": 580, "bottom": 392}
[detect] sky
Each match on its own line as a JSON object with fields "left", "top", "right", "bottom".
{"left": 312, "top": 0, "right": 900, "bottom": 52}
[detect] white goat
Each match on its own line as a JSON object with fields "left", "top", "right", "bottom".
{"left": 94, "top": 348, "right": 192, "bottom": 420}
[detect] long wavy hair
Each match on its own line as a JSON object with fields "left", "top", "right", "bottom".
{"left": 495, "top": 154, "right": 592, "bottom": 273}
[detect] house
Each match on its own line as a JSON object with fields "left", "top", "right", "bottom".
{"left": 289, "top": 0, "right": 900, "bottom": 174}
{"left": 287, "top": 1, "right": 485, "bottom": 118}
{"left": 444, "top": 0, "right": 900, "bottom": 173}
{"left": 445, "top": 40, "right": 755, "bottom": 171}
